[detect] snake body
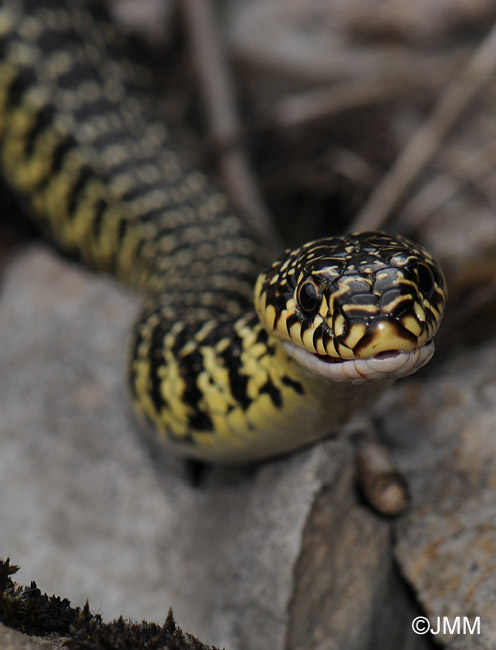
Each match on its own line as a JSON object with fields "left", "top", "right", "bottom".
{"left": 0, "top": 0, "right": 446, "bottom": 462}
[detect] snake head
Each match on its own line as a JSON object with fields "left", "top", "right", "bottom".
{"left": 254, "top": 231, "right": 446, "bottom": 384}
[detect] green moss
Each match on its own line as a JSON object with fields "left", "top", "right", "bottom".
{"left": 0, "top": 558, "right": 220, "bottom": 650}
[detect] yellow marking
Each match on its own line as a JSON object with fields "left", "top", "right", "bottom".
{"left": 77, "top": 79, "right": 103, "bottom": 106}
{"left": 130, "top": 188, "right": 171, "bottom": 214}
{"left": 265, "top": 303, "right": 276, "bottom": 329}
{"left": 4, "top": 129, "right": 61, "bottom": 190}
{"left": 288, "top": 320, "right": 302, "bottom": 342}
{"left": 0, "top": 7, "right": 17, "bottom": 37}
{"left": 343, "top": 322, "right": 367, "bottom": 349}
{"left": 200, "top": 194, "right": 229, "bottom": 220}
{"left": 333, "top": 312, "right": 346, "bottom": 337}
{"left": 215, "top": 337, "right": 231, "bottom": 354}
{"left": 8, "top": 103, "right": 36, "bottom": 134}
{"left": 335, "top": 342, "right": 356, "bottom": 360}
{"left": 194, "top": 320, "right": 218, "bottom": 343}
{"left": 342, "top": 302, "right": 377, "bottom": 315}
{"left": 54, "top": 112, "right": 75, "bottom": 133}
{"left": 101, "top": 143, "right": 129, "bottom": 167}
{"left": 109, "top": 172, "right": 136, "bottom": 196}
{"left": 400, "top": 314, "right": 422, "bottom": 337}
{"left": 159, "top": 357, "right": 190, "bottom": 435}
{"left": 324, "top": 339, "right": 341, "bottom": 359}
{"left": 326, "top": 284, "right": 345, "bottom": 314}
{"left": 45, "top": 50, "right": 74, "bottom": 76}
{"left": 185, "top": 171, "right": 207, "bottom": 194}
{"left": 302, "top": 327, "right": 316, "bottom": 352}
{"left": 43, "top": 6, "right": 72, "bottom": 30}
{"left": 318, "top": 295, "right": 329, "bottom": 318}
{"left": 274, "top": 309, "right": 288, "bottom": 336}
{"left": 416, "top": 330, "right": 430, "bottom": 348}
{"left": 198, "top": 349, "right": 231, "bottom": 414}
{"left": 356, "top": 321, "right": 416, "bottom": 358}
{"left": 315, "top": 337, "right": 327, "bottom": 355}
{"left": 9, "top": 41, "right": 42, "bottom": 67}
{"left": 18, "top": 15, "right": 43, "bottom": 40}
{"left": 414, "top": 301, "right": 426, "bottom": 322}
{"left": 104, "top": 78, "right": 125, "bottom": 103}
{"left": 137, "top": 163, "right": 163, "bottom": 185}
{"left": 178, "top": 341, "right": 196, "bottom": 357}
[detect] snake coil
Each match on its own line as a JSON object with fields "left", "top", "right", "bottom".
{"left": 0, "top": 0, "right": 446, "bottom": 461}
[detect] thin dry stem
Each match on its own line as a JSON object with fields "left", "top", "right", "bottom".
{"left": 352, "top": 21, "right": 496, "bottom": 232}
{"left": 179, "top": 0, "right": 281, "bottom": 249}
{"left": 396, "top": 138, "right": 496, "bottom": 231}
{"left": 272, "top": 77, "right": 414, "bottom": 129}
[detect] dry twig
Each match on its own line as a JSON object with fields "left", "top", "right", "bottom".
{"left": 179, "top": 0, "right": 281, "bottom": 249}
{"left": 353, "top": 425, "right": 409, "bottom": 516}
{"left": 272, "top": 77, "right": 415, "bottom": 129}
{"left": 352, "top": 21, "right": 496, "bottom": 232}
{"left": 395, "top": 138, "right": 496, "bottom": 231}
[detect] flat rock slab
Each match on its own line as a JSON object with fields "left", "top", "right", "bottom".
{"left": 0, "top": 244, "right": 465, "bottom": 650}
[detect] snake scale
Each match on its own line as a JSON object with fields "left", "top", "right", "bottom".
{"left": 0, "top": 0, "right": 446, "bottom": 462}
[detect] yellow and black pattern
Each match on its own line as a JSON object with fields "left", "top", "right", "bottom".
{"left": 0, "top": 0, "right": 447, "bottom": 462}
{"left": 255, "top": 232, "right": 445, "bottom": 361}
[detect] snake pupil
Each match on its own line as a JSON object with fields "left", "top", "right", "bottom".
{"left": 297, "top": 278, "right": 321, "bottom": 314}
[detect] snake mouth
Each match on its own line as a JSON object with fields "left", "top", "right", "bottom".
{"left": 282, "top": 341, "right": 435, "bottom": 385}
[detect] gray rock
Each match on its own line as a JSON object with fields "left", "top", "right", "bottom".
{"left": 381, "top": 341, "right": 496, "bottom": 649}
{"left": 0, "top": 245, "right": 431, "bottom": 650}
{"left": 0, "top": 623, "right": 65, "bottom": 650}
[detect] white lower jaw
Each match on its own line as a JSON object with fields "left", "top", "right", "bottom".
{"left": 282, "top": 341, "right": 435, "bottom": 385}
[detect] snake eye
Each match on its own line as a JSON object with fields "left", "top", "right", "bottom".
{"left": 417, "top": 262, "right": 435, "bottom": 298}
{"left": 297, "top": 277, "right": 322, "bottom": 314}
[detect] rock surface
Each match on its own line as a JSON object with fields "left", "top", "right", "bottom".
{"left": 0, "top": 245, "right": 429, "bottom": 650}
{"left": 0, "top": 623, "right": 65, "bottom": 650}
{"left": 383, "top": 341, "right": 496, "bottom": 649}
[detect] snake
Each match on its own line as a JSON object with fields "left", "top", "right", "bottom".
{"left": 0, "top": 0, "right": 446, "bottom": 462}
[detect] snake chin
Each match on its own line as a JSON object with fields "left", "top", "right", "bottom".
{"left": 282, "top": 341, "right": 435, "bottom": 385}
